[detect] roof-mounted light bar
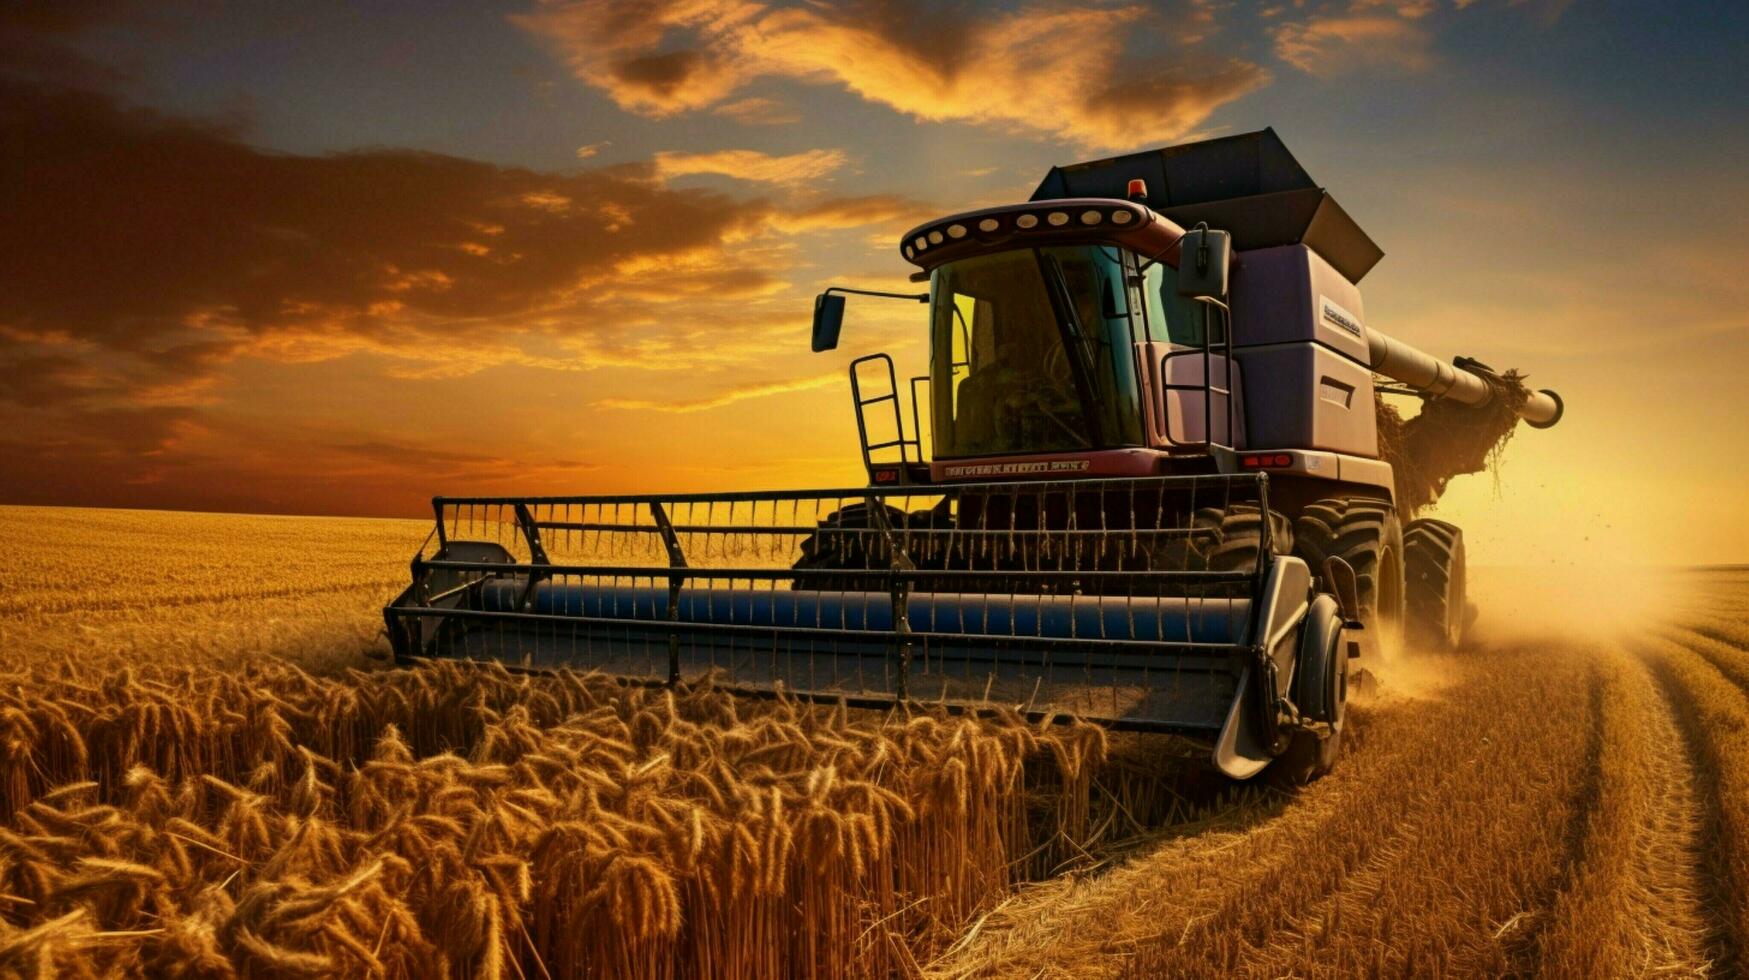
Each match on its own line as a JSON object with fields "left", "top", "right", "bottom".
{"left": 901, "top": 201, "right": 1151, "bottom": 262}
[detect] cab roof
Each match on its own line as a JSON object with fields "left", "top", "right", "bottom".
{"left": 898, "top": 198, "right": 1185, "bottom": 272}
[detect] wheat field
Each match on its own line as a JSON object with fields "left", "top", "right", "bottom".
{"left": 2, "top": 505, "right": 1745, "bottom": 977}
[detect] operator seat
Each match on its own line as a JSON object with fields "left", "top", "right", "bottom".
{"left": 951, "top": 361, "right": 1011, "bottom": 454}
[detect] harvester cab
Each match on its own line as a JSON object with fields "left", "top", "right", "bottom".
{"left": 386, "top": 129, "right": 1563, "bottom": 783}
{"left": 814, "top": 127, "right": 1560, "bottom": 652}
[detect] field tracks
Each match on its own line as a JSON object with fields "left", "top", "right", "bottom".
{"left": 1633, "top": 624, "right": 1749, "bottom": 975}
{"left": 1179, "top": 657, "right": 1573, "bottom": 979}
{"left": 928, "top": 647, "right": 1599, "bottom": 978}
{"left": 919, "top": 759, "right": 1295, "bottom": 977}
{"left": 935, "top": 637, "right": 1744, "bottom": 979}
{"left": 1531, "top": 647, "right": 1714, "bottom": 977}
{"left": 1496, "top": 659, "right": 1608, "bottom": 976}
{"left": 1660, "top": 624, "right": 1749, "bottom": 694}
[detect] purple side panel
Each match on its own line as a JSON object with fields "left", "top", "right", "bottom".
{"left": 1230, "top": 245, "right": 1368, "bottom": 360}
{"left": 1234, "top": 346, "right": 1377, "bottom": 455}
{"left": 1228, "top": 245, "right": 1379, "bottom": 458}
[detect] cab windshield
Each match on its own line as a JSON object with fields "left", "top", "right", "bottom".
{"left": 930, "top": 245, "right": 1144, "bottom": 458}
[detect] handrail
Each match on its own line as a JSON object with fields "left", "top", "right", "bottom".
{"left": 1157, "top": 298, "right": 1239, "bottom": 453}
{"left": 849, "top": 353, "right": 922, "bottom": 476}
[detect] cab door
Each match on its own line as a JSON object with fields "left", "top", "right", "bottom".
{"left": 1136, "top": 259, "right": 1246, "bottom": 450}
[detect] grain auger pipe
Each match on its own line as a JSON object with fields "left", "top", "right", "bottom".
{"left": 1367, "top": 329, "right": 1563, "bottom": 429}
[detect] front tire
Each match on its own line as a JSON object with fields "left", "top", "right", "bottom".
{"left": 1272, "top": 595, "right": 1349, "bottom": 784}
{"left": 1273, "top": 727, "right": 1343, "bottom": 786}
{"left": 1293, "top": 497, "right": 1405, "bottom": 659}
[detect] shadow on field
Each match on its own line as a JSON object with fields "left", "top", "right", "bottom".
{"left": 1025, "top": 646, "right": 1448, "bottom": 887}
{"left": 1017, "top": 731, "right": 1301, "bottom": 882}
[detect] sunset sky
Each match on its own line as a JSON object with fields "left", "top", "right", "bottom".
{"left": 3, "top": 0, "right": 1745, "bottom": 566}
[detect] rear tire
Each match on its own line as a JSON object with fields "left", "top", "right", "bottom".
{"left": 1293, "top": 497, "right": 1405, "bottom": 659}
{"left": 1404, "top": 518, "right": 1467, "bottom": 649}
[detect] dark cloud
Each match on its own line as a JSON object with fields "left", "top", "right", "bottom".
{"left": 0, "top": 7, "right": 936, "bottom": 514}
{"left": 1, "top": 1, "right": 129, "bottom": 35}
{"left": 0, "top": 79, "right": 922, "bottom": 511}
{"left": 0, "top": 350, "right": 97, "bottom": 405}
{"left": 0, "top": 403, "right": 204, "bottom": 503}
{"left": 515, "top": 0, "right": 1271, "bottom": 147}
{"left": 612, "top": 50, "right": 713, "bottom": 97}
{"left": 0, "top": 423, "right": 595, "bottom": 516}
{"left": 0, "top": 1, "right": 147, "bottom": 87}
{"left": 0, "top": 80, "right": 775, "bottom": 363}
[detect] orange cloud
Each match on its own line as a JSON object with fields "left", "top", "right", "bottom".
{"left": 711, "top": 96, "right": 800, "bottom": 125}
{"left": 1275, "top": 13, "right": 1434, "bottom": 74}
{"left": 514, "top": 1, "right": 1271, "bottom": 148}
{"left": 594, "top": 370, "right": 842, "bottom": 412}
{"left": 653, "top": 147, "right": 847, "bottom": 184}
{"left": 770, "top": 194, "right": 933, "bottom": 234}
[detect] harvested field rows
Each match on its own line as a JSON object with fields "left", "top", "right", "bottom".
{"left": 1530, "top": 651, "right": 1712, "bottom": 977}
{"left": 2, "top": 507, "right": 1746, "bottom": 977}
{"left": 934, "top": 649, "right": 1595, "bottom": 977}
{"left": 1634, "top": 631, "right": 1749, "bottom": 975}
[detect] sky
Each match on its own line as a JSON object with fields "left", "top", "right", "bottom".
{"left": 2, "top": 0, "right": 1745, "bottom": 566}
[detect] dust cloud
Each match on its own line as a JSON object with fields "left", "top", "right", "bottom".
{"left": 1360, "top": 649, "right": 1461, "bottom": 702}
{"left": 1343, "top": 560, "right": 1686, "bottom": 710}
{"left": 1356, "top": 561, "right": 1684, "bottom": 700}
{"left": 1466, "top": 562, "right": 1682, "bottom": 646}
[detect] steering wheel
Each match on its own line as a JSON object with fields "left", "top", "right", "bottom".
{"left": 1042, "top": 344, "right": 1073, "bottom": 386}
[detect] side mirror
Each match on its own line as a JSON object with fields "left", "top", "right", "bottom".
{"left": 811, "top": 292, "right": 846, "bottom": 352}
{"left": 811, "top": 286, "right": 928, "bottom": 352}
{"left": 1177, "top": 227, "right": 1231, "bottom": 300}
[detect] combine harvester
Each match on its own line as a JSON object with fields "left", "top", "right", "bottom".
{"left": 386, "top": 130, "right": 1562, "bottom": 781}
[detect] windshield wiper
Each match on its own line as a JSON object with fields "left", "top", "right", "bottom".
{"left": 1035, "top": 251, "right": 1106, "bottom": 446}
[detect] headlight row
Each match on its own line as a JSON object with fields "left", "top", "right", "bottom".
{"left": 903, "top": 207, "right": 1140, "bottom": 260}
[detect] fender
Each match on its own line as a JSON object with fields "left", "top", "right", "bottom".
{"left": 1212, "top": 554, "right": 1313, "bottom": 778}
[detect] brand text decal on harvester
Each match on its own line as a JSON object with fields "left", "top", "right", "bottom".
{"left": 1320, "top": 296, "right": 1364, "bottom": 337}
{"left": 942, "top": 460, "right": 1094, "bottom": 479}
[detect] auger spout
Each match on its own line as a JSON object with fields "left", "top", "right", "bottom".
{"left": 1366, "top": 329, "right": 1564, "bottom": 429}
